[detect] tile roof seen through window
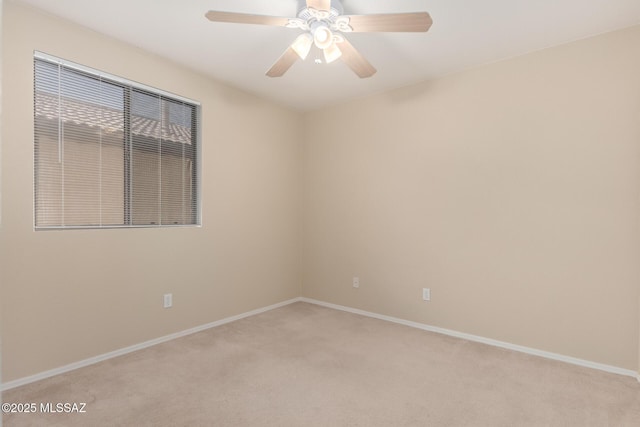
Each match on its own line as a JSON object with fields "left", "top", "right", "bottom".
{"left": 35, "top": 92, "right": 193, "bottom": 145}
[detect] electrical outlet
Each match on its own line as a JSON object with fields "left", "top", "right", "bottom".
{"left": 353, "top": 277, "right": 360, "bottom": 288}
{"left": 163, "top": 293, "right": 173, "bottom": 308}
{"left": 422, "top": 288, "right": 431, "bottom": 301}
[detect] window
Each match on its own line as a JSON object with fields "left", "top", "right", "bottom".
{"left": 34, "top": 52, "right": 201, "bottom": 229}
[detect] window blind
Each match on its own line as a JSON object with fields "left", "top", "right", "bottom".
{"left": 34, "top": 52, "right": 201, "bottom": 229}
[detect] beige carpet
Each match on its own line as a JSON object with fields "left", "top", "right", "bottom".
{"left": 3, "top": 302, "right": 640, "bottom": 426}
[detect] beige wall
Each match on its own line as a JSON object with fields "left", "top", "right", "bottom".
{"left": 302, "top": 25, "right": 640, "bottom": 370}
{"left": 0, "top": 1, "right": 301, "bottom": 382}
{"left": 2, "top": 0, "right": 640, "bottom": 384}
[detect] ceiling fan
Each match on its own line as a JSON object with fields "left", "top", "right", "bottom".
{"left": 205, "top": 0, "right": 433, "bottom": 78}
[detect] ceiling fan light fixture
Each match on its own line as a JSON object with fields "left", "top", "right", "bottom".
{"left": 291, "top": 33, "right": 313, "bottom": 60}
{"left": 206, "top": 0, "right": 432, "bottom": 79}
{"left": 323, "top": 42, "right": 342, "bottom": 63}
{"left": 312, "top": 25, "right": 333, "bottom": 49}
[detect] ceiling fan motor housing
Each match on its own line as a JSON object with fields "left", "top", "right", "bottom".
{"left": 296, "top": 0, "right": 344, "bottom": 20}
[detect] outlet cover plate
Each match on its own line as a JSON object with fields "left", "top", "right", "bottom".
{"left": 163, "top": 293, "right": 173, "bottom": 308}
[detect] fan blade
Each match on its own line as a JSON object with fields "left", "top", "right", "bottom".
{"left": 336, "top": 38, "right": 376, "bottom": 78}
{"left": 266, "top": 47, "right": 299, "bottom": 78}
{"left": 306, "top": 0, "right": 331, "bottom": 11}
{"left": 205, "top": 11, "right": 290, "bottom": 27}
{"left": 345, "top": 12, "right": 433, "bottom": 32}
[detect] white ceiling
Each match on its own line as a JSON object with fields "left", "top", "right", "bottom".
{"left": 15, "top": 0, "right": 640, "bottom": 111}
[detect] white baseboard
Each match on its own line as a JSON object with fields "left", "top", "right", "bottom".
{"left": 3, "top": 296, "right": 638, "bottom": 391}
{"left": 300, "top": 297, "right": 639, "bottom": 380}
{"left": 1, "top": 297, "right": 303, "bottom": 391}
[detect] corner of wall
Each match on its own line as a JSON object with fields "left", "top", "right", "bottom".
{"left": 1, "top": 0, "right": 5, "bottom": 423}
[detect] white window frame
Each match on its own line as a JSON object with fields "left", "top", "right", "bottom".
{"left": 33, "top": 51, "right": 202, "bottom": 230}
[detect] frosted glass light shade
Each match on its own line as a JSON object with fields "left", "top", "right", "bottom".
{"left": 323, "top": 42, "right": 342, "bottom": 63}
{"left": 291, "top": 33, "right": 313, "bottom": 60}
{"left": 313, "top": 26, "right": 333, "bottom": 49}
